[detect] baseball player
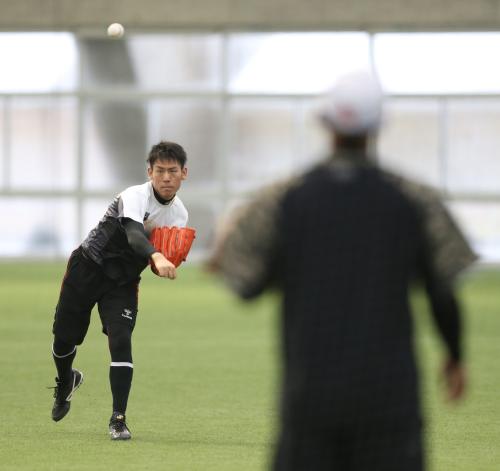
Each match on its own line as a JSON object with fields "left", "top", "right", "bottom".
{"left": 50, "top": 141, "right": 192, "bottom": 440}
{"left": 210, "top": 72, "right": 476, "bottom": 470}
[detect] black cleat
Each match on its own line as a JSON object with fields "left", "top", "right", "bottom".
{"left": 51, "top": 369, "right": 84, "bottom": 422}
{"left": 109, "top": 412, "right": 132, "bottom": 440}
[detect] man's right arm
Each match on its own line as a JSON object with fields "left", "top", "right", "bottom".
{"left": 208, "top": 178, "right": 299, "bottom": 299}
{"left": 414, "top": 194, "right": 476, "bottom": 402}
{"left": 122, "top": 218, "right": 176, "bottom": 279}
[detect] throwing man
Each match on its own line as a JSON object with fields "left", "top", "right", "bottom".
{"left": 50, "top": 141, "right": 192, "bottom": 440}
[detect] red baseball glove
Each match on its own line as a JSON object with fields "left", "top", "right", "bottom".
{"left": 149, "top": 226, "right": 196, "bottom": 268}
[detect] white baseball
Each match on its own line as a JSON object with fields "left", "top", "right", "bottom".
{"left": 107, "top": 23, "right": 124, "bottom": 38}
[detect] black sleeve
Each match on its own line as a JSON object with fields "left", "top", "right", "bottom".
{"left": 423, "top": 266, "right": 462, "bottom": 362}
{"left": 418, "top": 227, "right": 463, "bottom": 362}
{"left": 122, "top": 218, "right": 157, "bottom": 260}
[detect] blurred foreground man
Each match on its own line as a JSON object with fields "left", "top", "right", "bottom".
{"left": 210, "top": 72, "right": 476, "bottom": 470}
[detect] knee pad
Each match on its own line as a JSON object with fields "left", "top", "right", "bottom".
{"left": 107, "top": 323, "right": 133, "bottom": 363}
{"left": 53, "top": 337, "right": 76, "bottom": 357}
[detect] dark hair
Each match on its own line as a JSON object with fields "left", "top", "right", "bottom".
{"left": 147, "top": 141, "right": 187, "bottom": 168}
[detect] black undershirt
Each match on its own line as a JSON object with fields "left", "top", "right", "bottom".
{"left": 420, "top": 251, "right": 462, "bottom": 362}
{"left": 122, "top": 218, "right": 156, "bottom": 260}
{"left": 153, "top": 187, "right": 175, "bottom": 205}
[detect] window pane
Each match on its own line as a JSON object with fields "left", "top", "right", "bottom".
{"left": 302, "top": 98, "right": 337, "bottom": 166}
{"left": 82, "top": 198, "right": 111, "bottom": 240}
{"left": 181, "top": 202, "right": 215, "bottom": 254}
{"left": 0, "top": 33, "right": 77, "bottom": 92}
{"left": 0, "top": 99, "right": 4, "bottom": 188}
{"left": 228, "top": 33, "right": 371, "bottom": 94}
{"left": 374, "top": 33, "right": 500, "bottom": 94}
{"left": 83, "top": 99, "right": 220, "bottom": 191}
{"left": 446, "top": 100, "right": 500, "bottom": 194}
{"left": 83, "top": 100, "right": 149, "bottom": 191}
{"left": 10, "top": 97, "right": 77, "bottom": 190}
{"left": 81, "top": 34, "right": 222, "bottom": 91}
{"left": 378, "top": 99, "right": 441, "bottom": 188}
{"left": 228, "top": 100, "right": 296, "bottom": 191}
{"left": 0, "top": 198, "right": 77, "bottom": 256}
{"left": 448, "top": 201, "right": 500, "bottom": 262}
{"left": 148, "top": 99, "right": 221, "bottom": 190}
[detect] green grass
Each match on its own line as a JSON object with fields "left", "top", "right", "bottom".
{"left": 0, "top": 263, "right": 499, "bottom": 470}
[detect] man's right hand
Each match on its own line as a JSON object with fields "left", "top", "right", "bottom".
{"left": 150, "top": 252, "right": 176, "bottom": 279}
{"left": 442, "top": 358, "right": 466, "bottom": 402}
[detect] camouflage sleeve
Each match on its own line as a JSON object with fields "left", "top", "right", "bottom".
{"left": 212, "top": 178, "right": 298, "bottom": 299}
{"left": 421, "top": 197, "right": 477, "bottom": 282}
{"left": 387, "top": 172, "right": 478, "bottom": 283}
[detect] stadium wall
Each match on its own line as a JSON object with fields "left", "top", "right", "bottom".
{"left": 0, "top": 0, "right": 499, "bottom": 31}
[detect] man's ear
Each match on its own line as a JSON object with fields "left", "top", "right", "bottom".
{"left": 181, "top": 166, "right": 188, "bottom": 180}
{"left": 147, "top": 166, "right": 153, "bottom": 179}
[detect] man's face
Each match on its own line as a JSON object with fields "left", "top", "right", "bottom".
{"left": 148, "top": 159, "right": 187, "bottom": 200}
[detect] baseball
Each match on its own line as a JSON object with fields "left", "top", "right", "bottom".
{"left": 107, "top": 23, "right": 124, "bottom": 38}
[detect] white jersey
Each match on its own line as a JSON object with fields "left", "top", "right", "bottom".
{"left": 81, "top": 181, "right": 188, "bottom": 281}
{"left": 118, "top": 181, "right": 188, "bottom": 236}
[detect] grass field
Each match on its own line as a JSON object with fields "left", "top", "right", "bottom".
{"left": 0, "top": 262, "right": 499, "bottom": 471}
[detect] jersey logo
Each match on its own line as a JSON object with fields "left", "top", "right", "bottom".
{"left": 143, "top": 212, "right": 150, "bottom": 222}
{"left": 121, "top": 308, "right": 134, "bottom": 320}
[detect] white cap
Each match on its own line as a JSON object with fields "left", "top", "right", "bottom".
{"left": 318, "top": 70, "right": 384, "bottom": 136}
